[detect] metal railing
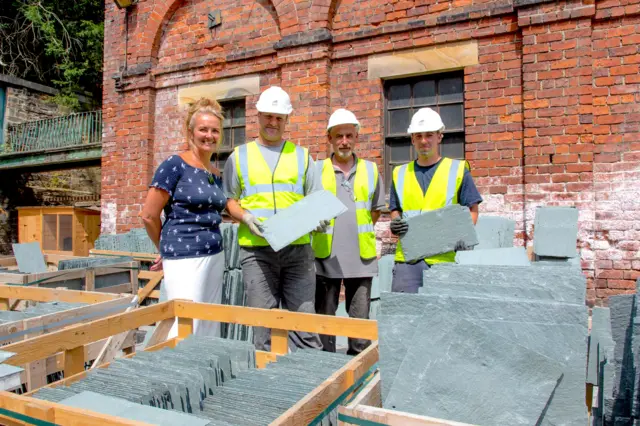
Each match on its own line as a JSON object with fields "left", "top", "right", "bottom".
{"left": 1, "top": 110, "right": 102, "bottom": 155}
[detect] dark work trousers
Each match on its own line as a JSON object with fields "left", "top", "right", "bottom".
{"left": 240, "top": 244, "right": 322, "bottom": 352}
{"left": 391, "top": 261, "right": 431, "bottom": 293}
{"left": 315, "top": 276, "right": 372, "bottom": 355}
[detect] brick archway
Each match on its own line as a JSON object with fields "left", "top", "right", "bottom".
{"left": 138, "top": 0, "right": 301, "bottom": 65}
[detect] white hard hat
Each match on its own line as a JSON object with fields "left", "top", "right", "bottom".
{"left": 256, "top": 86, "right": 293, "bottom": 115}
{"left": 327, "top": 108, "right": 360, "bottom": 132}
{"left": 407, "top": 108, "right": 445, "bottom": 134}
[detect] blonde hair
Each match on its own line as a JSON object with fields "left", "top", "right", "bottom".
{"left": 185, "top": 98, "right": 225, "bottom": 145}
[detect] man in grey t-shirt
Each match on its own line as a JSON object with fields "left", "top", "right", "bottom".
{"left": 312, "top": 109, "right": 385, "bottom": 355}
{"left": 223, "top": 87, "right": 325, "bottom": 352}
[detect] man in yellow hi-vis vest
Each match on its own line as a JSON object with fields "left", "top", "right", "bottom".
{"left": 389, "top": 108, "right": 482, "bottom": 293}
{"left": 313, "top": 109, "right": 385, "bottom": 355}
{"left": 223, "top": 86, "right": 327, "bottom": 351}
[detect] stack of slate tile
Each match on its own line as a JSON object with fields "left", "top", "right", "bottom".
{"left": 32, "top": 336, "right": 345, "bottom": 425}
{"left": 370, "top": 254, "right": 394, "bottom": 320}
{"left": 592, "top": 280, "right": 640, "bottom": 425}
{"left": 219, "top": 223, "right": 252, "bottom": 342}
{"left": 94, "top": 228, "right": 158, "bottom": 254}
{"left": 376, "top": 260, "right": 589, "bottom": 425}
{"left": 0, "top": 301, "right": 87, "bottom": 324}
{"left": 474, "top": 215, "right": 516, "bottom": 250}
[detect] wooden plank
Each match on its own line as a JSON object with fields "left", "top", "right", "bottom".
{"left": 0, "top": 261, "right": 136, "bottom": 288}
{"left": 95, "top": 284, "right": 131, "bottom": 294}
{"left": 64, "top": 345, "right": 85, "bottom": 377}
{"left": 90, "top": 296, "right": 138, "bottom": 368}
{"left": 271, "top": 328, "right": 289, "bottom": 355}
{"left": 0, "top": 298, "right": 9, "bottom": 310}
{"left": 2, "top": 301, "right": 174, "bottom": 367}
{"left": 130, "top": 267, "right": 138, "bottom": 294}
{"left": 148, "top": 290, "right": 160, "bottom": 299}
{"left": 174, "top": 301, "right": 378, "bottom": 340}
{"left": 272, "top": 342, "right": 379, "bottom": 426}
{"left": 0, "top": 391, "right": 152, "bottom": 426}
{"left": 137, "top": 272, "right": 162, "bottom": 303}
{"left": 0, "top": 257, "right": 17, "bottom": 267}
{"left": 90, "top": 250, "right": 157, "bottom": 261}
{"left": 256, "top": 351, "right": 277, "bottom": 369}
{"left": 144, "top": 318, "right": 173, "bottom": 348}
{"left": 0, "top": 296, "right": 133, "bottom": 345}
{"left": 0, "top": 285, "right": 122, "bottom": 304}
{"left": 85, "top": 269, "right": 95, "bottom": 291}
{"left": 177, "top": 317, "right": 193, "bottom": 338}
{"left": 344, "top": 372, "right": 382, "bottom": 409}
{"left": 339, "top": 401, "right": 474, "bottom": 425}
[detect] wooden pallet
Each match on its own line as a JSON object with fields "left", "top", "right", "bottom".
{"left": 338, "top": 374, "right": 476, "bottom": 426}
{"left": 0, "top": 300, "right": 379, "bottom": 425}
{"left": 0, "top": 255, "right": 139, "bottom": 295}
{"left": 0, "top": 285, "right": 136, "bottom": 392}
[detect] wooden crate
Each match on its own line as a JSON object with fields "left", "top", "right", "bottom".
{"left": 0, "top": 285, "right": 135, "bottom": 392}
{"left": 0, "top": 300, "right": 379, "bottom": 425}
{"left": 338, "top": 373, "right": 475, "bottom": 426}
{"left": 90, "top": 250, "right": 162, "bottom": 301}
{"left": 17, "top": 206, "right": 100, "bottom": 257}
{"left": 0, "top": 256, "right": 139, "bottom": 295}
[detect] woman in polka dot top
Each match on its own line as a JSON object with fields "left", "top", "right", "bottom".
{"left": 140, "top": 98, "right": 227, "bottom": 337}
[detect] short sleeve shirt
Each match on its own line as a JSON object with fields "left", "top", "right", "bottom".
{"left": 389, "top": 159, "right": 483, "bottom": 212}
{"left": 149, "top": 155, "right": 227, "bottom": 259}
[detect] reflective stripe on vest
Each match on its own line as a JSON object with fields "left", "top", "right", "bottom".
{"left": 311, "top": 157, "right": 378, "bottom": 260}
{"left": 236, "top": 141, "right": 309, "bottom": 247}
{"left": 393, "top": 158, "right": 467, "bottom": 264}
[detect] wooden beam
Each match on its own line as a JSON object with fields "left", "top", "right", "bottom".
{"left": 0, "top": 391, "right": 152, "bottom": 426}
{"left": 2, "top": 301, "right": 174, "bottom": 366}
{"left": 90, "top": 250, "right": 157, "bottom": 262}
{"left": 64, "top": 346, "right": 85, "bottom": 377}
{"left": 273, "top": 342, "right": 379, "bottom": 426}
{"left": 177, "top": 317, "right": 193, "bottom": 338}
{"left": 90, "top": 296, "right": 139, "bottom": 368}
{"left": 145, "top": 318, "right": 173, "bottom": 348}
{"left": 271, "top": 328, "right": 289, "bottom": 355}
{"left": 255, "top": 351, "right": 278, "bottom": 369}
{"left": 0, "top": 298, "right": 9, "bottom": 311}
{"left": 137, "top": 272, "right": 162, "bottom": 303}
{"left": 85, "top": 269, "right": 95, "bottom": 291}
{"left": 0, "top": 285, "right": 122, "bottom": 304}
{"left": 174, "top": 301, "right": 378, "bottom": 340}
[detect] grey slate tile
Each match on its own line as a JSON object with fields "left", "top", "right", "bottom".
{"left": 587, "top": 307, "right": 614, "bottom": 386}
{"left": 399, "top": 205, "right": 479, "bottom": 262}
{"left": 380, "top": 291, "right": 430, "bottom": 316}
{"left": 59, "top": 391, "right": 210, "bottom": 425}
{"left": 533, "top": 206, "right": 579, "bottom": 258}
{"left": 261, "top": 190, "right": 348, "bottom": 252}
{"left": 454, "top": 247, "right": 531, "bottom": 266}
{"left": 384, "top": 306, "right": 565, "bottom": 425}
{"left": 474, "top": 215, "right": 516, "bottom": 250}
{"left": 12, "top": 242, "right": 47, "bottom": 273}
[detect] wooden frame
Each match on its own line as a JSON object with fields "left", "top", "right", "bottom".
{"left": 0, "top": 259, "right": 139, "bottom": 296}
{"left": 338, "top": 374, "right": 476, "bottom": 426}
{"left": 0, "top": 285, "right": 135, "bottom": 392}
{"left": 0, "top": 300, "right": 379, "bottom": 425}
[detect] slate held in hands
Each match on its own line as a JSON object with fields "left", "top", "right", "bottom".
{"left": 399, "top": 205, "right": 479, "bottom": 263}
{"left": 261, "top": 190, "right": 348, "bottom": 252}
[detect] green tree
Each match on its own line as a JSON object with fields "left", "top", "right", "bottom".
{"left": 0, "top": 0, "right": 104, "bottom": 110}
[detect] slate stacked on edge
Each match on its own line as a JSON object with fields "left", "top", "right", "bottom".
{"left": 32, "top": 336, "right": 345, "bottom": 426}
{"left": 377, "top": 259, "right": 590, "bottom": 425}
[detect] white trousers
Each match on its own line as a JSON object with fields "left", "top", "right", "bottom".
{"left": 162, "top": 252, "right": 224, "bottom": 338}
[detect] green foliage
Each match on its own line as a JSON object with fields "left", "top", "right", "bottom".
{"left": 0, "top": 0, "right": 104, "bottom": 110}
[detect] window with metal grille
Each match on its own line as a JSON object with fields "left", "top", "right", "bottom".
{"left": 215, "top": 99, "right": 246, "bottom": 169}
{"left": 383, "top": 72, "right": 465, "bottom": 192}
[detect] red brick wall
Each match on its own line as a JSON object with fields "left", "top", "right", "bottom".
{"left": 103, "top": 0, "right": 640, "bottom": 305}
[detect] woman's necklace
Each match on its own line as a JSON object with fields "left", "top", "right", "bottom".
{"left": 191, "top": 151, "right": 215, "bottom": 185}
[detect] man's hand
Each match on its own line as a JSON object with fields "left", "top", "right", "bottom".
{"left": 454, "top": 240, "right": 473, "bottom": 251}
{"left": 242, "top": 213, "right": 264, "bottom": 237}
{"left": 314, "top": 220, "right": 331, "bottom": 233}
{"left": 389, "top": 217, "right": 408, "bottom": 237}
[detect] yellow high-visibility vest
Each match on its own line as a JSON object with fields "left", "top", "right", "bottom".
{"left": 235, "top": 140, "right": 309, "bottom": 247}
{"left": 312, "top": 157, "right": 378, "bottom": 260}
{"left": 392, "top": 157, "right": 467, "bottom": 264}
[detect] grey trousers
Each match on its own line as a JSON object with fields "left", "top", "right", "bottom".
{"left": 315, "top": 276, "right": 372, "bottom": 355}
{"left": 240, "top": 244, "right": 322, "bottom": 351}
{"left": 391, "top": 261, "right": 430, "bottom": 293}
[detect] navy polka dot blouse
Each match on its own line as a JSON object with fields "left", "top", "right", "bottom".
{"left": 149, "top": 155, "right": 226, "bottom": 259}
